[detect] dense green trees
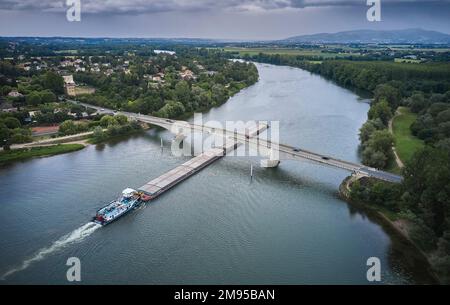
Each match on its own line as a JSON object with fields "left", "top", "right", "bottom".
{"left": 349, "top": 145, "right": 450, "bottom": 281}
{"left": 0, "top": 114, "right": 32, "bottom": 147}
{"left": 43, "top": 71, "right": 64, "bottom": 94}
{"left": 59, "top": 120, "right": 89, "bottom": 136}
{"left": 368, "top": 99, "right": 393, "bottom": 125}
{"left": 75, "top": 50, "right": 258, "bottom": 118}
{"left": 155, "top": 101, "right": 186, "bottom": 118}
{"left": 91, "top": 116, "right": 142, "bottom": 143}
{"left": 361, "top": 130, "right": 395, "bottom": 168}
{"left": 410, "top": 92, "right": 450, "bottom": 144}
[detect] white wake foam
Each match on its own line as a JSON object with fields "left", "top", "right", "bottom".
{"left": 1, "top": 222, "right": 101, "bottom": 280}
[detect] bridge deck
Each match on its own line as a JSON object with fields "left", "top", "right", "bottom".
{"left": 138, "top": 147, "right": 224, "bottom": 197}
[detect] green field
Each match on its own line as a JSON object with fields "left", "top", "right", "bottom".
{"left": 392, "top": 107, "right": 425, "bottom": 163}
{"left": 0, "top": 144, "right": 85, "bottom": 165}
{"left": 223, "top": 47, "right": 359, "bottom": 58}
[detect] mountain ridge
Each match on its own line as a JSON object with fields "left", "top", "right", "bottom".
{"left": 282, "top": 28, "right": 450, "bottom": 44}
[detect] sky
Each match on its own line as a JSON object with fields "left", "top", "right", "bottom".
{"left": 0, "top": 0, "right": 449, "bottom": 40}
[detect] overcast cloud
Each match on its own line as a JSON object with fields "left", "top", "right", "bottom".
{"left": 1, "top": 0, "right": 449, "bottom": 14}
{"left": 0, "top": 0, "right": 449, "bottom": 39}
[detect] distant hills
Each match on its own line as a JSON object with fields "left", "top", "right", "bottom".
{"left": 282, "top": 29, "right": 450, "bottom": 44}
{"left": 3, "top": 28, "right": 450, "bottom": 45}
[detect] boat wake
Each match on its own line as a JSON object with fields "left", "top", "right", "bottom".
{"left": 1, "top": 222, "right": 101, "bottom": 281}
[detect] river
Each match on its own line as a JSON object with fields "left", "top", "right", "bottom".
{"left": 0, "top": 63, "right": 434, "bottom": 284}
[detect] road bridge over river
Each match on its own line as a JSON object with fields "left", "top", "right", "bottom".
{"left": 74, "top": 101, "right": 403, "bottom": 184}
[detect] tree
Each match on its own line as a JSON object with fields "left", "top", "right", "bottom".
{"left": 437, "top": 109, "right": 450, "bottom": 124}
{"left": 2, "top": 117, "right": 21, "bottom": 129}
{"left": 92, "top": 126, "right": 106, "bottom": 142}
{"left": 99, "top": 115, "right": 118, "bottom": 127}
{"left": 59, "top": 120, "right": 78, "bottom": 136}
{"left": 373, "top": 84, "right": 401, "bottom": 107}
{"left": 0, "top": 123, "right": 11, "bottom": 148}
{"left": 368, "top": 99, "right": 393, "bottom": 126}
{"left": 191, "top": 86, "right": 209, "bottom": 109}
{"left": 114, "top": 114, "right": 128, "bottom": 125}
{"left": 39, "top": 90, "right": 57, "bottom": 104}
{"left": 428, "top": 103, "right": 450, "bottom": 117}
{"left": 10, "top": 128, "right": 32, "bottom": 144}
{"left": 155, "top": 101, "right": 185, "bottom": 118}
{"left": 368, "top": 130, "right": 395, "bottom": 157}
{"left": 362, "top": 147, "right": 388, "bottom": 169}
{"left": 43, "top": 71, "right": 64, "bottom": 94}
{"left": 402, "top": 147, "right": 450, "bottom": 237}
{"left": 175, "top": 81, "right": 191, "bottom": 110}
{"left": 359, "top": 119, "right": 384, "bottom": 144}
{"left": 211, "top": 84, "right": 228, "bottom": 106}
{"left": 26, "top": 91, "right": 42, "bottom": 106}
{"left": 409, "top": 93, "right": 428, "bottom": 113}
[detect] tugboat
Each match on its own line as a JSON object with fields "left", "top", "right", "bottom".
{"left": 93, "top": 188, "right": 142, "bottom": 226}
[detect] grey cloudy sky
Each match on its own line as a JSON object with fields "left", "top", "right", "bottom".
{"left": 1, "top": 0, "right": 449, "bottom": 39}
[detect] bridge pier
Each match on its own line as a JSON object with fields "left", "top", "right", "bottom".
{"left": 172, "top": 133, "right": 186, "bottom": 145}
{"left": 260, "top": 159, "right": 280, "bottom": 168}
{"left": 171, "top": 133, "right": 187, "bottom": 154}
{"left": 260, "top": 148, "right": 280, "bottom": 168}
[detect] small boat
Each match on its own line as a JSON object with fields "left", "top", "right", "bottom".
{"left": 93, "top": 188, "right": 141, "bottom": 226}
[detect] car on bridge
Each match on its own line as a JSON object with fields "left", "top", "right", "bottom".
{"left": 293, "top": 148, "right": 301, "bottom": 152}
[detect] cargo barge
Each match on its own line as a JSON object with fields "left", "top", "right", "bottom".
{"left": 93, "top": 145, "right": 236, "bottom": 226}
{"left": 92, "top": 123, "right": 267, "bottom": 226}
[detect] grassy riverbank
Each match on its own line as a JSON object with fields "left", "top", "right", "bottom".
{"left": 0, "top": 144, "right": 85, "bottom": 165}
{"left": 392, "top": 107, "right": 424, "bottom": 163}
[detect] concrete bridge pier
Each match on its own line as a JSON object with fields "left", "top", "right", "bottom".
{"left": 260, "top": 148, "right": 280, "bottom": 168}
{"left": 172, "top": 133, "right": 187, "bottom": 146}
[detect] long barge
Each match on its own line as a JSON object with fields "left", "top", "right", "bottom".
{"left": 93, "top": 123, "right": 267, "bottom": 226}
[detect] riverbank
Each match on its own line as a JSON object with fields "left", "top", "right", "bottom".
{"left": 0, "top": 122, "right": 150, "bottom": 165}
{"left": 87, "top": 127, "right": 147, "bottom": 145}
{"left": 0, "top": 144, "right": 86, "bottom": 166}
{"left": 339, "top": 176, "right": 440, "bottom": 284}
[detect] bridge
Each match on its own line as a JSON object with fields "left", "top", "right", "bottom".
{"left": 74, "top": 101, "right": 403, "bottom": 184}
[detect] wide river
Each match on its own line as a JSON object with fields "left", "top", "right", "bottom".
{"left": 0, "top": 63, "right": 435, "bottom": 284}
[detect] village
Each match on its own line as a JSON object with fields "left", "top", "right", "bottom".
{"left": 0, "top": 46, "right": 257, "bottom": 152}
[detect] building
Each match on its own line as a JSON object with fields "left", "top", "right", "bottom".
{"left": 154, "top": 50, "right": 176, "bottom": 55}
{"left": 63, "top": 75, "right": 76, "bottom": 96}
{"left": 7, "top": 90, "right": 23, "bottom": 98}
{"left": 151, "top": 72, "right": 165, "bottom": 83}
{"left": 0, "top": 101, "right": 17, "bottom": 113}
{"left": 179, "top": 69, "right": 196, "bottom": 81}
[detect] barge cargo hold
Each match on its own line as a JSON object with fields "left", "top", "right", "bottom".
{"left": 138, "top": 146, "right": 228, "bottom": 198}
